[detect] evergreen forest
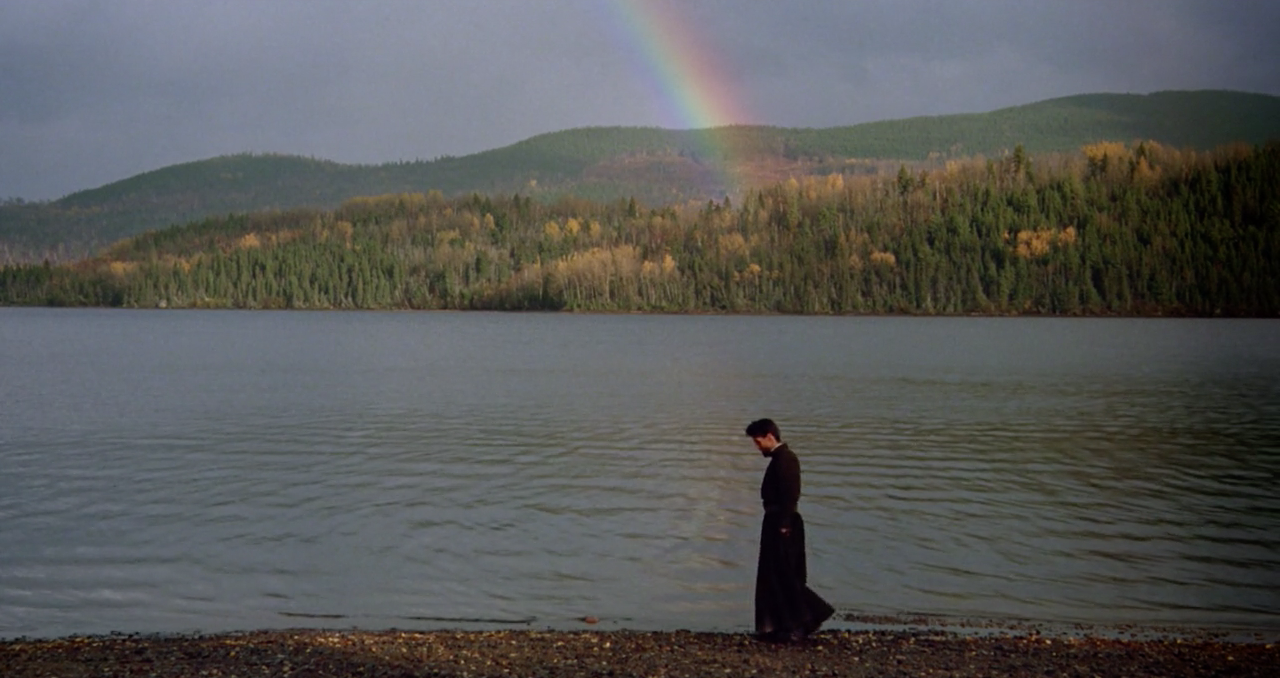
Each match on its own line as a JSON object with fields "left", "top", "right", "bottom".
{"left": 2, "top": 140, "right": 1277, "bottom": 316}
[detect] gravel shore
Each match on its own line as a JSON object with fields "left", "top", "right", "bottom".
{"left": 3, "top": 628, "right": 1276, "bottom": 677}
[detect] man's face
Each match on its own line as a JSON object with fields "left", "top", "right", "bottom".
{"left": 751, "top": 434, "right": 777, "bottom": 454}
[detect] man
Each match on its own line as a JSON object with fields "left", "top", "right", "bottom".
{"left": 746, "top": 418, "right": 834, "bottom": 642}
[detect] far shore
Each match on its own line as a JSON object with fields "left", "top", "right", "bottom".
{"left": 3, "top": 304, "right": 1277, "bottom": 319}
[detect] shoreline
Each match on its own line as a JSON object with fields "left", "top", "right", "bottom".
{"left": 3, "top": 304, "right": 1278, "bottom": 318}
{"left": 3, "top": 627, "right": 1276, "bottom": 678}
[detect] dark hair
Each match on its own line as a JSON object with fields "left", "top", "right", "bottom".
{"left": 745, "top": 418, "right": 781, "bottom": 440}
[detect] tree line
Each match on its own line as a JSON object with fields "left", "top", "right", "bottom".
{"left": 2, "top": 141, "right": 1277, "bottom": 315}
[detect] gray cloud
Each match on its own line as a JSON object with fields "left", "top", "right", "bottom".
{"left": 2, "top": 0, "right": 1277, "bottom": 200}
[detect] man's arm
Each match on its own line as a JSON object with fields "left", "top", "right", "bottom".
{"left": 779, "top": 451, "right": 801, "bottom": 535}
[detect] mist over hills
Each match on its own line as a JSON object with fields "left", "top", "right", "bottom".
{"left": 3, "top": 89, "right": 1279, "bottom": 263}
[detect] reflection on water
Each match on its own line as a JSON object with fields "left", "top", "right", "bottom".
{"left": 1, "top": 309, "right": 1277, "bottom": 638}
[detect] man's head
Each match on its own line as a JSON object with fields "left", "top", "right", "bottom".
{"left": 745, "top": 418, "right": 781, "bottom": 454}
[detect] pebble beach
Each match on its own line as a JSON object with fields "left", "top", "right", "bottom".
{"left": 3, "top": 628, "right": 1276, "bottom": 677}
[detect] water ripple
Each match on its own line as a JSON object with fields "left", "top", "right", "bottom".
{"left": 1, "top": 311, "right": 1278, "bottom": 637}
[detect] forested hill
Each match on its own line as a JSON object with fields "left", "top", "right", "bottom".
{"left": 4, "top": 140, "right": 1277, "bottom": 316}
{"left": 3, "top": 89, "right": 1279, "bottom": 263}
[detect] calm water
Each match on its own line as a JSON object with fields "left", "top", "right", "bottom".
{"left": 1, "top": 309, "right": 1278, "bottom": 639}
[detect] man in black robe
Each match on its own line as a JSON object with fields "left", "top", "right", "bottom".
{"left": 746, "top": 418, "right": 834, "bottom": 642}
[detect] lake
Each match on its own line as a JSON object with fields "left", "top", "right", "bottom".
{"left": 1, "top": 309, "right": 1278, "bottom": 639}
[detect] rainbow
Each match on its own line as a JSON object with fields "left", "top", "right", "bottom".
{"left": 601, "top": 0, "right": 752, "bottom": 196}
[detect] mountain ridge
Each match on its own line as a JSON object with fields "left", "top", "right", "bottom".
{"left": 3, "top": 89, "right": 1279, "bottom": 262}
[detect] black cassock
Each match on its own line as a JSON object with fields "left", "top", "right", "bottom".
{"left": 755, "top": 443, "right": 834, "bottom": 637}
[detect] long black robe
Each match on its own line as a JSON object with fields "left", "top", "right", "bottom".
{"left": 755, "top": 443, "right": 834, "bottom": 637}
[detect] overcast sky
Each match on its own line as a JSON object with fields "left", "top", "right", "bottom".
{"left": 3, "top": 0, "right": 1278, "bottom": 200}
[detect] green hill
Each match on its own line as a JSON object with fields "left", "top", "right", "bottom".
{"left": 5, "top": 140, "right": 1276, "bottom": 316}
{"left": 3, "top": 89, "right": 1279, "bottom": 262}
